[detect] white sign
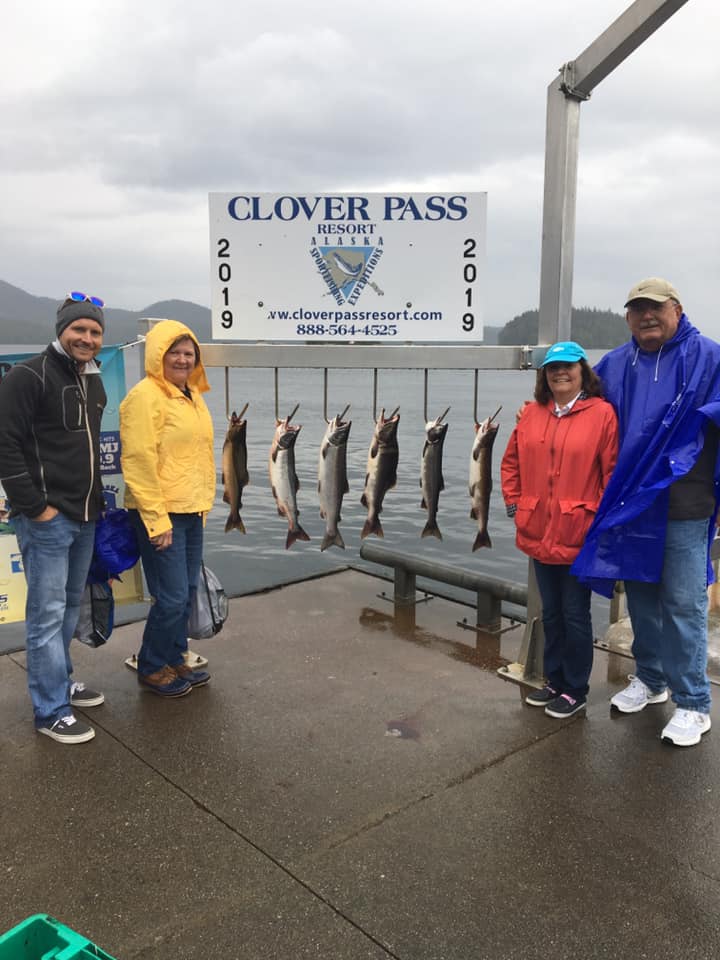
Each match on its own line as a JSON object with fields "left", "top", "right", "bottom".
{"left": 208, "top": 192, "right": 487, "bottom": 342}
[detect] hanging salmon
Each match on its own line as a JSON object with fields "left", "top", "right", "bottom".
{"left": 269, "top": 408, "right": 311, "bottom": 549}
{"left": 318, "top": 406, "right": 351, "bottom": 551}
{"left": 222, "top": 404, "right": 249, "bottom": 533}
{"left": 420, "top": 407, "right": 450, "bottom": 539}
{"left": 361, "top": 408, "right": 400, "bottom": 539}
{"left": 468, "top": 407, "right": 501, "bottom": 550}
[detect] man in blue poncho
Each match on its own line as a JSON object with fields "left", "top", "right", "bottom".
{"left": 572, "top": 277, "right": 720, "bottom": 747}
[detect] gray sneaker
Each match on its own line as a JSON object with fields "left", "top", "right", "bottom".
{"left": 38, "top": 714, "right": 95, "bottom": 744}
{"left": 70, "top": 681, "right": 105, "bottom": 708}
{"left": 610, "top": 675, "right": 668, "bottom": 713}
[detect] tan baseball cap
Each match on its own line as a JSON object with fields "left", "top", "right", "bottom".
{"left": 625, "top": 277, "right": 681, "bottom": 307}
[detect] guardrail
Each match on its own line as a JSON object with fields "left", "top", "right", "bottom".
{"left": 358, "top": 541, "right": 528, "bottom": 633}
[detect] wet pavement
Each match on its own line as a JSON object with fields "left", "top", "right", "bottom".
{"left": 2, "top": 568, "right": 719, "bottom": 959}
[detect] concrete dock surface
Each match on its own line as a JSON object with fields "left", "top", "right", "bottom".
{"left": 2, "top": 568, "right": 719, "bottom": 959}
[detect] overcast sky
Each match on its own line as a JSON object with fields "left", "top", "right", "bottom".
{"left": 2, "top": 0, "right": 718, "bottom": 336}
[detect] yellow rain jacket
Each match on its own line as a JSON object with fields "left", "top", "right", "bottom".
{"left": 120, "top": 320, "right": 215, "bottom": 538}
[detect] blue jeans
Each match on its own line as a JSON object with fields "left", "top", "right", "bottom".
{"left": 624, "top": 518, "right": 711, "bottom": 713}
{"left": 130, "top": 511, "right": 203, "bottom": 675}
{"left": 12, "top": 512, "right": 96, "bottom": 727}
{"left": 533, "top": 560, "right": 594, "bottom": 700}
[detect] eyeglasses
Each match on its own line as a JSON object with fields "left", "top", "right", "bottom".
{"left": 68, "top": 291, "right": 105, "bottom": 309}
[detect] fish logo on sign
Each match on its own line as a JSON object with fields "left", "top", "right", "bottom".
{"left": 311, "top": 244, "right": 385, "bottom": 306}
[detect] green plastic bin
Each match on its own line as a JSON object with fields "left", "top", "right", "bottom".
{"left": 0, "top": 914, "right": 116, "bottom": 960}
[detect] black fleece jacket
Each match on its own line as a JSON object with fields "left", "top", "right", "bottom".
{"left": 0, "top": 345, "right": 106, "bottom": 521}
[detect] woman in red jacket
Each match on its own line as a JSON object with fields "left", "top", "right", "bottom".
{"left": 501, "top": 341, "right": 618, "bottom": 718}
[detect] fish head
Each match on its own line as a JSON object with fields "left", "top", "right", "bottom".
{"left": 326, "top": 413, "right": 352, "bottom": 447}
{"left": 226, "top": 411, "right": 247, "bottom": 442}
{"left": 473, "top": 415, "right": 500, "bottom": 451}
{"left": 375, "top": 408, "right": 400, "bottom": 444}
{"left": 424, "top": 419, "right": 449, "bottom": 445}
{"left": 274, "top": 417, "right": 302, "bottom": 451}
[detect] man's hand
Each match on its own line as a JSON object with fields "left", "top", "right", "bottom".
{"left": 32, "top": 506, "right": 59, "bottom": 522}
{"left": 516, "top": 400, "right": 532, "bottom": 424}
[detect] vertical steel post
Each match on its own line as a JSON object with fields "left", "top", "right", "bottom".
{"left": 394, "top": 567, "right": 416, "bottom": 608}
{"left": 538, "top": 76, "right": 582, "bottom": 345}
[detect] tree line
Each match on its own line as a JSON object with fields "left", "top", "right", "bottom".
{"left": 497, "top": 307, "right": 628, "bottom": 348}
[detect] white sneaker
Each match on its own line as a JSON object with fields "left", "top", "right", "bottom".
{"left": 661, "top": 708, "right": 711, "bottom": 747}
{"left": 610, "top": 674, "right": 669, "bottom": 713}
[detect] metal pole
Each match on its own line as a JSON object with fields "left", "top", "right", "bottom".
{"left": 538, "top": 77, "right": 581, "bottom": 344}
{"left": 538, "top": 0, "right": 691, "bottom": 346}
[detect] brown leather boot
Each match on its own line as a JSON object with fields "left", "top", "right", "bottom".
{"left": 138, "top": 665, "right": 192, "bottom": 697}
{"left": 173, "top": 663, "right": 211, "bottom": 687}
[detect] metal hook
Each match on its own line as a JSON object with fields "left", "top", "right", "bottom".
{"left": 285, "top": 403, "right": 300, "bottom": 424}
{"left": 422, "top": 370, "right": 450, "bottom": 424}
{"left": 322, "top": 370, "right": 351, "bottom": 424}
{"left": 473, "top": 371, "right": 502, "bottom": 425}
{"left": 371, "top": 370, "right": 398, "bottom": 422}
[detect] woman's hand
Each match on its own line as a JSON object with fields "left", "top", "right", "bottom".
{"left": 150, "top": 530, "right": 173, "bottom": 551}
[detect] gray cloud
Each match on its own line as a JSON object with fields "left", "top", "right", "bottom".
{"left": 1, "top": 0, "right": 718, "bottom": 333}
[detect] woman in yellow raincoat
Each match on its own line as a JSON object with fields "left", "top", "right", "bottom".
{"left": 120, "top": 320, "right": 215, "bottom": 697}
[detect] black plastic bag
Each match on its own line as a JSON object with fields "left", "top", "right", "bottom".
{"left": 187, "top": 564, "right": 228, "bottom": 639}
{"left": 74, "top": 582, "right": 115, "bottom": 647}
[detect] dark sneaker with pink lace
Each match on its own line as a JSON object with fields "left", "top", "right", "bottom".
{"left": 525, "top": 684, "right": 558, "bottom": 707}
{"left": 545, "top": 694, "right": 586, "bottom": 718}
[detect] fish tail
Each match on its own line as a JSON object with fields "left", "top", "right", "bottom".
{"left": 421, "top": 520, "right": 442, "bottom": 540}
{"left": 361, "top": 515, "right": 383, "bottom": 539}
{"left": 286, "top": 525, "right": 311, "bottom": 549}
{"left": 225, "top": 514, "right": 247, "bottom": 534}
{"left": 472, "top": 530, "right": 492, "bottom": 551}
{"left": 321, "top": 530, "right": 346, "bottom": 552}
{"left": 225, "top": 514, "right": 247, "bottom": 533}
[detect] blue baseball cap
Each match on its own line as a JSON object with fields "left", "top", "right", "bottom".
{"left": 541, "top": 341, "right": 587, "bottom": 366}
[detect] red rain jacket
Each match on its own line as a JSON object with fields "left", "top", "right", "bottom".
{"left": 501, "top": 397, "right": 618, "bottom": 565}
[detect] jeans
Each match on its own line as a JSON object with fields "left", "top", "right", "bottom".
{"left": 12, "top": 511, "right": 96, "bottom": 727}
{"left": 533, "top": 560, "right": 594, "bottom": 700}
{"left": 130, "top": 511, "right": 203, "bottom": 676}
{"left": 624, "top": 518, "right": 711, "bottom": 713}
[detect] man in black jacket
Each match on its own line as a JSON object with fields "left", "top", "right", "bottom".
{"left": 0, "top": 294, "right": 107, "bottom": 743}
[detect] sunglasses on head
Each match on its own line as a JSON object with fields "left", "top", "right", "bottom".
{"left": 68, "top": 291, "right": 105, "bottom": 309}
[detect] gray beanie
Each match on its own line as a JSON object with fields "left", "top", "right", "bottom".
{"left": 56, "top": 298, "right": 105, "bottom": 336}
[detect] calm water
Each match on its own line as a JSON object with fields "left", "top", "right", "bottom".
{"left": 2, "top": 344, "right": 611, "bottom": 635}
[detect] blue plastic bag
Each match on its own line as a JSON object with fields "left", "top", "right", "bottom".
{"left": 88, "top": 508, "right": 140, "bottom": 583}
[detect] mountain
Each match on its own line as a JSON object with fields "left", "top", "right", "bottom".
{"left": 0, "top": 279, "right": 211, "bottom": 345}
{"left": 497, "top": 307, "right": 628, "bottom": 348}
{"left": 0, "top": 278, "right": 625, "bottom": 350}
{"left": 481, "top": 325, "right": 502, "bottom": 345}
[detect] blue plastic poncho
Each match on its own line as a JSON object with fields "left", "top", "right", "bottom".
{"left": 571, "top": 315, "right": 720, "bottom": 597}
